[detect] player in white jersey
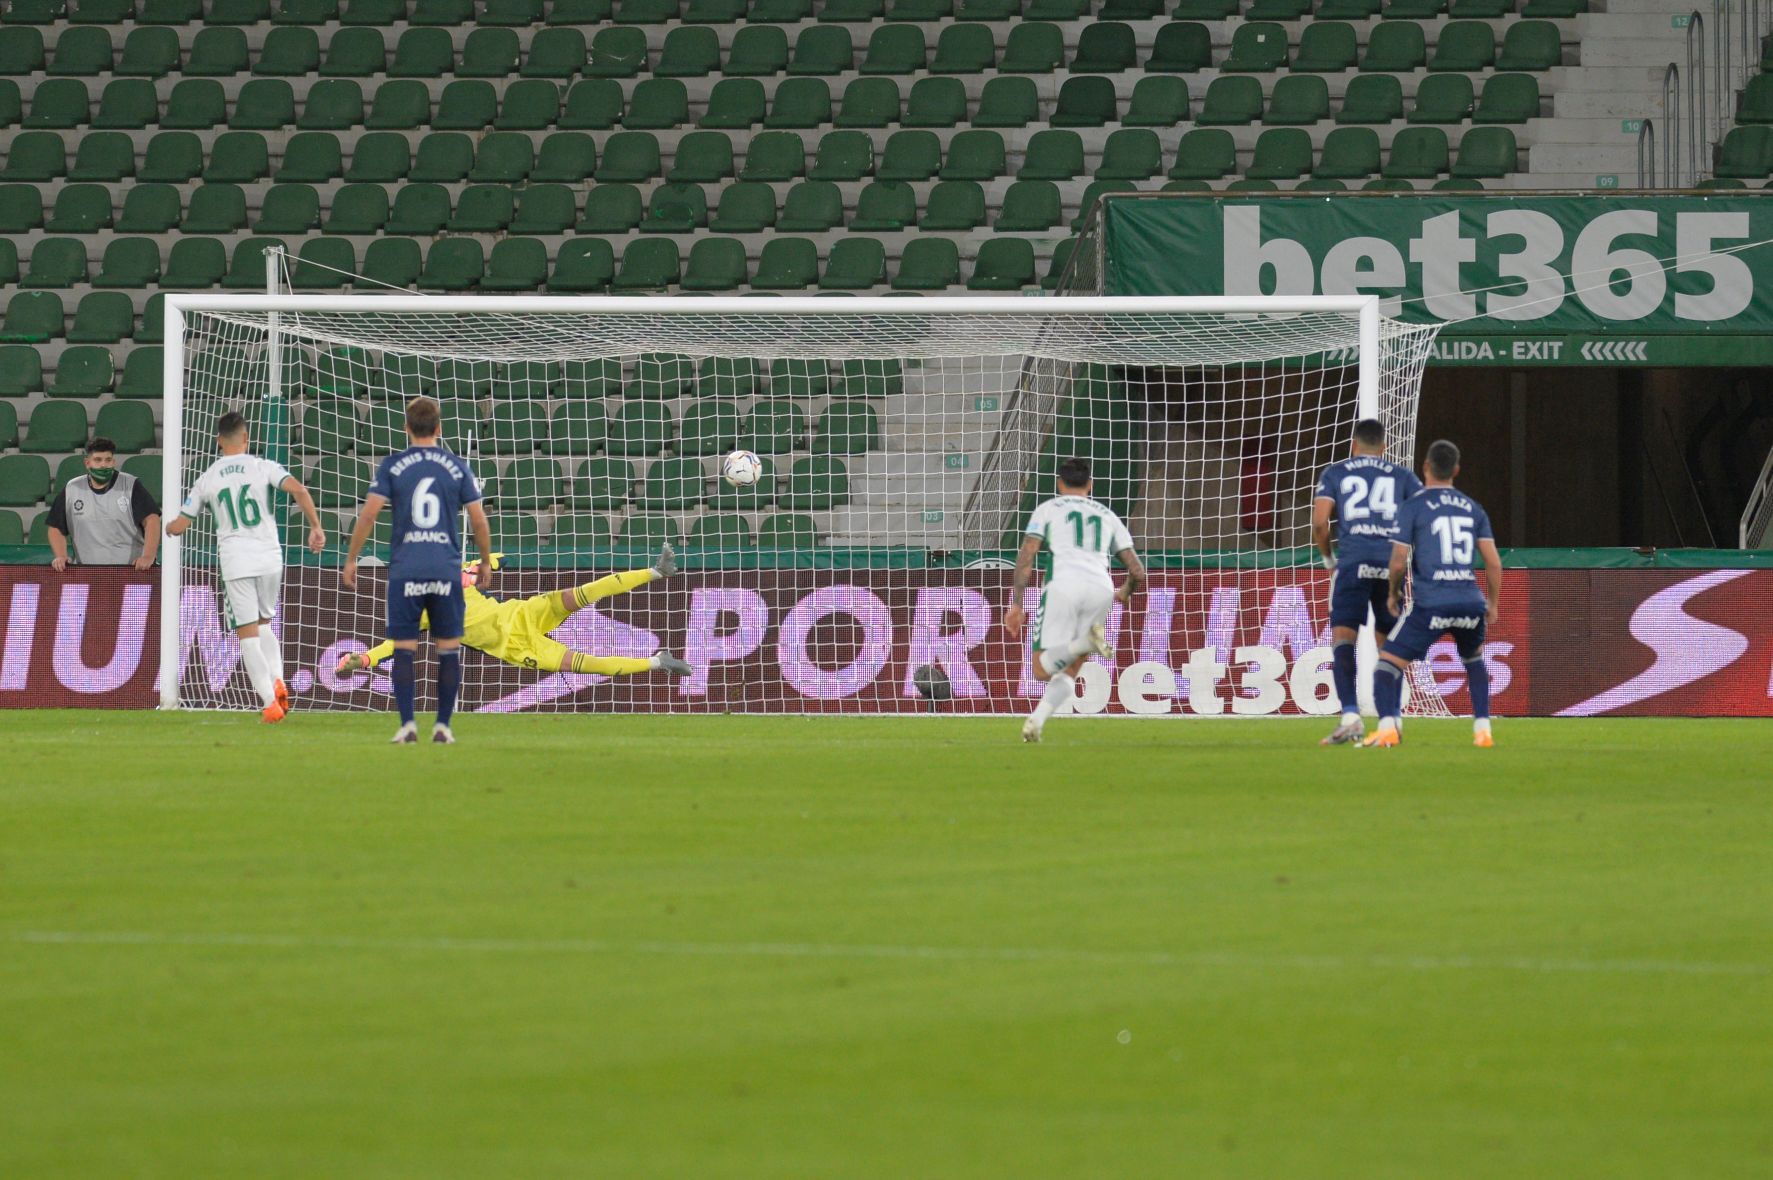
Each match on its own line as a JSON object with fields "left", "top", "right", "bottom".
{"left": 1003, "top": 457, "right": 1147, "bottom": 743}
{"left": 166, "top": 411, "right": 327, "bottom": 723}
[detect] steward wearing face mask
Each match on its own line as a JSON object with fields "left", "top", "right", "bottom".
{"left": 46, "top": 436, "right": 162, "bottom": 572}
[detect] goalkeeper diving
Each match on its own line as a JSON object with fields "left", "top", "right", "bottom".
{"left": 338, "top": 544, "right": 693, "bottom": 680}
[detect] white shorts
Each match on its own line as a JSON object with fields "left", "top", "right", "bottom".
{"left": 222, "top": 571, "right": 281, "bottom": 630}
{"left": 1034, "top": 577, "right": 1113, "bottom": 658}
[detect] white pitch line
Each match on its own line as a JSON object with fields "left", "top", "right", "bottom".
{"left": 6, "top": 930, "right": 1767, "bottom": 979}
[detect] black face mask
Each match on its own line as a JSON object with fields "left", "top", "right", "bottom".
{"left": 87, "top": 466, "right": 116, "bottom": 487}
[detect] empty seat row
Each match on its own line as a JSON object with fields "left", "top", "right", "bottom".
{"left": 0, "top": 18, "right": 1568, "bottom": 81}
{"left": 0, "top": 400, "right": 156, "bottom": 452}
{"left": 292, "top": 352, "right": 908, "bottom": 399}
{"left": 0, "top": 291, "right": 164, "bottom": 344}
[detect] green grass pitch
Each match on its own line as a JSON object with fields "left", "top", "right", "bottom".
{"left": 3, "top": 712, "right": 1771, "bottom": 1178}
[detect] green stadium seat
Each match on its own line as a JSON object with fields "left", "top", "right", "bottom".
{"left": 1073, "top": 23, "right": 1137, "bottom": 73}
{"left": 229, "top": 79, "right": 295, "bottom": 129}
{"left": 850, "top": 180, "right": 913, "bottom": 230}
{"left": 750, "top": 238, "right": 818, "bottom": 290}
{"left": 71, "top": 294, "right": 137, "bottom": 344}
{"left": 1294, "top": 178, "right": 1348, "bottom": 192}
{"left": 809, "top": 130, "right": 873, "bottom": 180}
{"left": 95, "top": 402, "right": 155, "bottom": 453}
{"left": 488, "top": 79, "right": 555, "bottom": 129}
{"left": 789, "top": 25, "right": 854, "bottom": 75}
{"left": 1000, "top": 22, "right": 1064, "bottom": 73}
{"left": 488, "top": 458, "right": 562, "bottom": 509}
{"left": 1146, "top": 22, "right": 1212, "bottom": 73}
{"left": 73, "top": 0, "right": 133, "bottom": 19}
{"left": 819, "top": 237, "right": 886, "bottom": 289}
{"left": 0, "top": 30, "right": 46, "bottom": 75}
{"left": 362, "top": 80, "right": 428, "bottom": 129}
{"left": 68, "top": 131, "right": 133, "bottom": 181}
{"left": 642, "top": 181, "right": 707, "bottom": 232}
{"left": 996, "top": 179, "right": 1061, "bottom": 230}
{"left": 903, "top": 76, "right": 967, "bottom": 126}
{"left": 819, "top": 0, "right": 882, "bottom": 18}
{"left": 205, "top": 0, "right": 269, "bottom": 19}
{"left": 280, "top": 131, "right": 344, "bottom": 181}
{"left": 525, "top": 131, "right": 592, "bottom": 182}
{"left": 1520, "top": 0, "right": 1582, "bottom": 13}
{"left": 702, "top": 181, "right": 772, "bottom": 233}
{"left": 28, "top": 400, "right": 86, "bottom": 446}
{"left": 547, "top": 239, "right": 614, "bottom": 293}
{"left": 552, "top": 512, "right": 612, "bottom": 549}
{"left": 612, "top": 240, "right": 681, "bottom": 292}
{"left": 655, "top": 26, "right": 720, "bottom": 79}
{"left": 0, "top": 509, "right": 20, "bottom": 545}
{"left": 1050, "top": 75, "right": 1117, "bottom": 127}
{"left": 451, "top": 184, "right": 514, "bottom": 232}
{"left": 955, "top": 78, "right": 1024, "bottom": 131}
{"left": 47, "top": 348, "right": 111, "bottom": 399}
{"left": 1339, "top": 74, "right": 1404, "bottom": 124}
{"left": 760, "top": 77, "right": 826, "bottom": 128}
{"left": 1362, "top": 22, "right": 1426, "bottom": 71}
{"left": 670, "top": 130, "right": 734, "bottom": 181}
{"left": 836, "top": 77, "right": 901, "bottom": 127}
{"left": 1496, "top": 20, "right": 1561, "bottom": 69}
{"left": 1451, "top": 126, "right": 1517, "bottom": 177}
{"left": 1225, "top": 22, "right": 1289, "bottom": 72}
{"left": 182, "top": 27, "right": 249, "bottom": 77}
{"left": 749, "top": 0, "right": 811, "bottom": 16}
{"left": 476, "top": 237, "right": 544, "bottom": 292}
{"left": 93, "top": 78, "right": 160, "bottom": 129}
{"left": 45, "top": 183, "right": 111, "bottom": 233}
{"left": 470, "top": 131, "right": 534, "bottom": 182}
{"left": 765, "top": 359, "right": 826, "bottom": 399}
{"left": 136, "top": 294, "right": 167, "bottom": 343}
{"left": 967, "top": 238, "right": 1037, "bottom": 292}
{"left": 483, "top": 402, "right": 548, "bottom": 455}
{"left": 341, "top": 0, "right": 405, "bottom": 18}
{"left": 1102, "top": 0, "right": 1161, "bottom": 15}
{"left": 577, "top": 183, "right": 641, "bottom": 233}
{"left": 741, "top": 401, "right": 806, "bottom": 453}
{"left": 1246, "top": 128, "right": 1313, "bottom": 180}
{"left": 739, "top": 130, "right": 805, "bottom": 181}
{"left": 617, "top": 514, "right": 681, "bottom": 554}
{"left": 1123, "top": 76, "right": 1190, "bottom": 128}
{"left": 1265, "top": 75, "right": 1328, "bottom": 126}
{"left": 931, "top": 22, "right": 995, "bottom": 73}
{"left": 1315, "top": 127, "right": 1381, "bottom": 178}
{"left": 1, "top": 131, "right": 66, "bottom": 181}
{"left": 301, "top": 79, "right": 365, "bottom": 129}
{"left": 958, "top": 0, "right": 1020, "bottom": 12}
{"left": 780, "top": 457, "right": 848, "bottom": 510}
{"left": 221, "top": 237, "right": 285, "bottom": 290}
{"left": 1431, "top": 21, "right": 1495, "bottom": 71}
{"left": 919, "top": 179, "right": 983, "bottom": 229}
{"left": 1073, "top": 178, "right": 1133, "bottom": 229}
{"left": 585, "top": 25, "right": 649, "bottom": 77}
{"left": 386, "top": 183, "right": 449, "bottom": 234}
{"left": 1097, "top": 128, "right": 1162, "bottom": 179}
{"left": 932, "top": 127, "right": 997, "bottom": 179}
{"left": 24, "top": 79, "right": 88, "bottom": 129}
{"left": 544, "top": 0, "right": 610, "bottom": 18}
{"left": 811, "top": 401, "right": 882, "bottom": 456}
{"left": 1474, "top": 74, "right": 1540, "bottom": 124}
{"left": 501, "top": 184, "right": 572, "bottom": 234}
{"left": 617, "top": 0, "right": 677, "bottom": 18}
{"left": 23, "top": 239, "right": 87, "bottom": 288}
{"left": 388, "top": 27, "right": 452, "bottom": 75}
{"left": 0, "top": 345, "right": 42, "bottom": 398}
{"left": 699, "top": 77, "right": 765, "bottom": 128}
{"left": 93, "top": 237, "right": 161, "bottom": 287}
{"left": 49, "top": 26, "right": 113, "bottom": 76}
{"left": 163, "top": 238, "right": 228, "bottom": 287}
{"left": 641, "top": 458, "right": 708, "bottom": 510}
{"left": 543, "top": 402, "right": 607, "bottom": 457}
{"left": 892, "top": 238, "right": 959, "bottom": 290}
{"left": 1248, "top": 0, "right": 1309, "bottom": 13}
{"left": 431, "top": 79, "right": 494, "bottom": 130}
{"left": 632, "top": 353, "right": 695, "bottom": 399}
{"left": 1382, "top": 0, "right": 1444, "bottom": 14}
{"left": 276, "top": 0, "right": 339, "bottom": 22}
{"left": 485, "top": 512, "right": 541, "bottom": 556}
{"left": 623, "top": 78, "right": 688, "bottom": 130}
{"left": 345, "top": 133, "right": 411, "bottom": 182}
{"left": 598, "top": 132, "right": 659, "bottom": 182}
{"left": 1168, "top": 128, "right": 1236, "bottom": 179}
{"left": 755, "top": 513, "right": 814, "bottom": 548}
{"left": 1019, "top": 129, "right": 1082, "bottom": 179}
{"left": 1384, "top": 126, "right": 1451, "bottom": 178}
{"left": 1198, "top": 75, "right": 1264, "bottom": 125}
{"left": 678, "top": 237, "right": 746, "bottom": 291}
{"left": 779, "top": 179, "right": 845, "bottom": 230}
{"left": 1433, "top": 177, "right": 1485, "bottom": 191}
{"left": 457, "top": 27, "right": 520, "bottom": 77}
{"left": 0, "top": 184, "right": 43, "bottom": 232}
{"left": 4, "top": 291, "right": 62, "bottom": 341}
{"left": 692, "top": 357, "right": 758, "bottom": 399}
{"left": 291, "top": 237, "right": 356, "bottom": 288}
{"left": 524, "top": 27, "right": 587, "bottom": 77}
{"left": 1317, "top": 0, "right": 1380, "bottom": 12}
{"left": 410, "top": 131, "right": 474, "bottom": 181}
{"left": 254, "top": 26, "right": 320, "bottom": 76}
{"left": 204, "top": 131, "right": 270, "bottom": 183}
{"left": 320, "top": 183, "right": 387, "bottom": 234}
{"left": 321, "top": 26, "right": 385, "bottom": 76}
{"left": 860, "top": 24, "right": 925, "bottom": 75}
{"left": 684, "top": 0, "right": 744, "bottom": 17}
{"left": 0, "top": 457, "right": 52, "bottom": 507}
{"left": 687, "top": 513, "right": 754, "bottom": 550}
{"left": 0, "top": 241, "right": 15, "bottom": 286}
{"left": 607, "top": 401, "right": 674, "bottom": 455}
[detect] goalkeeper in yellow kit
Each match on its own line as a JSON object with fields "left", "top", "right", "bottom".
{"left": 337, "top": 544, "right": 693, "bottom": 679}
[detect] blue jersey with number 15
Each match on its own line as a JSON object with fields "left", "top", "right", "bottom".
{"left": 367, "top": 444, "right": 481, "bottom": 580}
{"left": 1395, "top": 486, "right": 1494, "bottom": 609}
{"left": 1315, "top": 456, "right": 1422, "bottom": 571}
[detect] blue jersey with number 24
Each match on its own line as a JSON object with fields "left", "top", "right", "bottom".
{"left": 1315, "top": 457, "right": 1422, "bottom": 572}
{"left": 368, "top": 445, "right": 481, "bottom": 580}
{"left": 1394, "top": 486, "right": 1494, "bottom": 609}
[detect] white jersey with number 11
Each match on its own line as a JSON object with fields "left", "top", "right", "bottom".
{"left": 1024, "top": 495, "right": 1135, "bottom": 590}
{"left": 179, "top": 453, "right": 291, "bottom": 579}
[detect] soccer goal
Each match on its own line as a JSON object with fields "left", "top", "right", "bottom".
{"left": 160, "top": 294, "right": 1445, "bottom": 718}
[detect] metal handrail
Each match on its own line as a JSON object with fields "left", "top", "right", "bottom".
{"left": 1662, "top": 62, "right": 1683, "bottom": 186}
{"left": 1637, "top": 118, "right": 1657, "bottom": 187}
{"left": 1689, "top": 11, "right": 1709, "bottom": 180}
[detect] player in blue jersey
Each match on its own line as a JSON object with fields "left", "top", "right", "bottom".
{"left": 1364, "top": 439, "right": 1504, "bottom": 749}
{"left": 1311, "top": 418, "right": 1423, "bottom": 746}
{"left": 341, "top": 396, "right": 495, "bottom": 745}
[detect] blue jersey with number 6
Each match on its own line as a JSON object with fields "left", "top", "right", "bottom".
{"left": 1394, "top": 486, "right": 1493, "bottom": 609}
{"left": 368, "top": 445, "right": 481, "bottom": 581}
{"left": 1314, "top": 456, "right": 1422, "bottom": 571}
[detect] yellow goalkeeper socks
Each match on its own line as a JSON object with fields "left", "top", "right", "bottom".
{"left": 564, "top": 568, "right": 655, "bottom": 611}
{"left": 568, "top": 652, "right": 655, "bottom": 676}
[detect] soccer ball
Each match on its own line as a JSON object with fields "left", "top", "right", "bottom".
{"left": 721, "top": 449, "right": 763, "bottom": 487}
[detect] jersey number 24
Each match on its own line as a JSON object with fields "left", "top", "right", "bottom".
{"left": 1338, "top": 475, "right": 1396, "bottom": 520}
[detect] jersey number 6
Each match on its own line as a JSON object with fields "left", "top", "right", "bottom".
{"left": 412, "top": 477, "right": 442, "bottom": 528}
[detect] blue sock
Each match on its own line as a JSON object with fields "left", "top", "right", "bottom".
{"left": 1374, "top": 660, "right": 1404, "bottom": 723}
{"left": 392, "top": 648, "right": 416, "bottom": 726}
{"left": 436, "top": 648, "right": 461, "bottom": 729}
{"left": 1331, "top": 640, "right": 1357, "bottom": 719}
{"left": 1464, "top": 656, "right": 1491, "bottom": 719}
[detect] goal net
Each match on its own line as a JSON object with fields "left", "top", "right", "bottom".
{"left": 161, "top": 296, "right": 1445, "bottom": 718}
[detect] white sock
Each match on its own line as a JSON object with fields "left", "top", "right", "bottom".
{"left": 1029, "top": 672, "right": 1075, "bottom": 728}
{"left": 1377, "top": 716, "right": 1400, "bottom": 734}
{"left": 1341, "top": 711, "right": 1360, "bottom": 727}
{"left": 1474, "top": 717, "right": 1492, "bottom": 735}
{"left": 238, "top": 636, "right": 277, "bottom": 708}
{"left": 259, "top": 627, "right": 284, "bottom": 684}
{"left": 1039, "top": 638, "right": 1089, "bottom": 677}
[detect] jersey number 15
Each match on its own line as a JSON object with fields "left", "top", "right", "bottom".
{"left": 1431, "top": 515, "right": 1475, "bottom": 564}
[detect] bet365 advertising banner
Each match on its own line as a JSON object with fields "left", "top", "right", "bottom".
{"left": 5, "top": 565, "right": 1773, "bottom": 717}
{"left": 1101, "top": 195, "right": 1773, "bottom": 366}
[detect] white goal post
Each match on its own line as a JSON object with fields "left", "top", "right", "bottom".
{"left": 159, "top": 293, "right": 1445, "bottom": 718}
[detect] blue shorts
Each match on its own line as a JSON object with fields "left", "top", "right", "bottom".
{"left": 1329, "top": 564, "right": 1398, "bottom": 632}
{"left": 387, "top": 574, "right": 465, "bottom": 641}
{"left": 1383, "top": 599, "right": 1487, "bottom": 662}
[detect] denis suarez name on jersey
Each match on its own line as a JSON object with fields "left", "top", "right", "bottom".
{"left": 386, "top": 450, "right": 469, "bottom": 481}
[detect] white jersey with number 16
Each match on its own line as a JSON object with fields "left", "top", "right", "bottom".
{"left": 1024, "top": 495, "right": 1135, "bottom": 590}
{"left": 179, "top": 453, "right": 291, "bottom": 579}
